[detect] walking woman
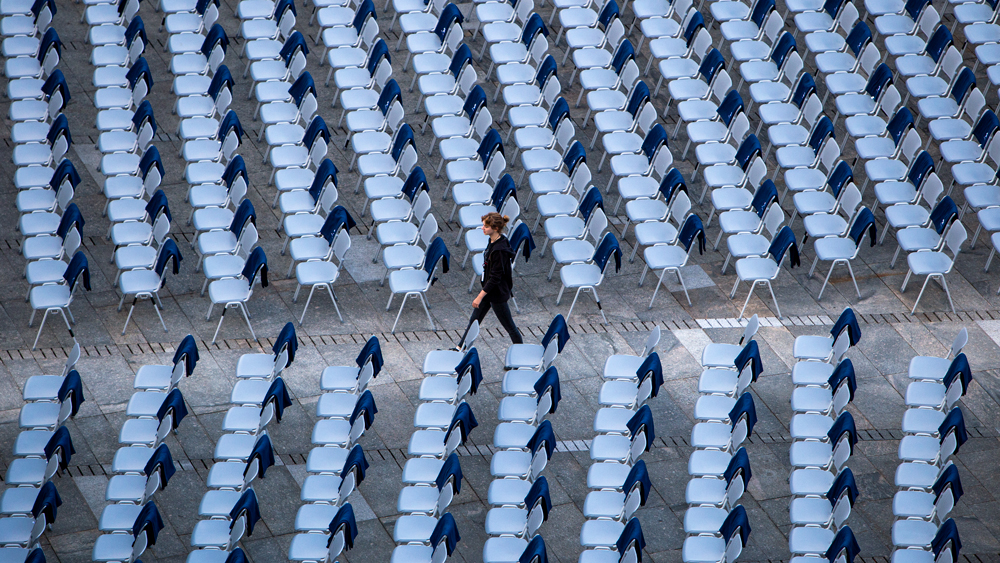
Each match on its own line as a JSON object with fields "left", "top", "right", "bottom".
{"left": 470, "top": 212, "right": 523, "bottom": 344}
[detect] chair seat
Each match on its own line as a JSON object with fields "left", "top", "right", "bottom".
{"left": 688, "top": 449, "right": 732, "bottom": 477}
{"left": 892, "top": 519, "right": 937, "bottom": 548}
{"left": 730, "top": 40, "right": 772, "bottom": 63}
{"left": 580, "top": 519, "right": 626, "bottom": 548}
{"left": 791, "top": 361, "right": 834, "bottom": 386}
{"left": 698, "top": 368, "right": 739, "bottom": 395}
{"left": 99, "top": 503, "right": 144, "bottom": 532}
{"left": 683, "top": 535, "right": 726, "bottom": 563}
{"left": 885, "top": 204, "right": 930, "bottom": 229}
{"left": 789, "top": 440, "right": 834, "bottom": 468}
{"left": 483, "top": 537, "right": 529, "bottom": 563}
{"left": 789, "top": 526, "right": 836, "bottom": 555}
{"left": 690, "top": 421, "right": 733, "bottom": 449}
{"left": 813, "top": 237, "right": 856, "bottom": 261}
{"left": 734, "top": 256, "right": 778, "bottom": 281}
{"left": 491, "top": 450, "right": 531, "bottom": 478}
{"left": 789, "top": 468, "right": 835, "bottom": 496}
{"left": 112, "top": 445, "right": 155, "bottom": 473}
{"left": 93, "top": 533, "right": 134, "bottom": 562}
{"left": 790, "top": 413, "right": 833, "bottom": 440}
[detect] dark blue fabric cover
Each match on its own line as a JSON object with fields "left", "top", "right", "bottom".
{"left": 436, "top": 453, "right": 462, "bottom": 494}
{"left": 157, "top": 388, "right": 187, "bottom": 430}
{"left": 540, "top": 315, "right": 570, "bottom": 352}
{"left": 56, "top": 203, "right": 84, "bottom": 241}
{"left": 342, "top": 444, "right": 369, "bottom": 482}
{"left": 249, "top": 434, "right": 275, "bottom": 478}
{"left": 44, "top": 426, "right": 74, "bottom": 470}
{"left": 273, "top": 322, "right": 298, "bottom": 364}
{"left": 521, "top": 534, "right": 548, "bottom": 563}
{"left": 679, "top": 214, "right": 706, "bottom": 254}
{"left": 445, "top": 402, "right": 478, "bottom": 445}
{"left": 50, "top": 158, "right": 81, "bottom": 192}
{"left": 734, "top": 340, "right": 762, "bottom": 381}
{"left": 154, "top": 239, "right": 182, "bottom": 277}
{"left": 241, "top": 246, "right": 269, "bottom": 288}
{"left": 173, "top": 334, "right": 200, "bottom": 376}
{"left": 263, "top": 377, "right": 292, "bottom": 422}
{"left": 830, "top": 308, "right": 861, "bottom": 345}
{"left": 224, "top": 548, "right": 247, "bottom": 563}
{"left": 63, "top": 250, "right": 90, "bottom": 291}
{"left": 938, "top": 407, "right": 968, "bottom": 451}
{"left": 350, "top": 390, "right": 378, "bottom": 430}
{"left": 430, "top": 512, "right": 460, "bottom": 555}
{"left": 31, "top": 481, "right": 61, "bottom": 523}
{"left": 627, "top": 405, "right": 655, "bottom": 452}
{"left": 534, "top": 366, "right": 561, "bottom": 413}
{"left": 826, "top": 526, "right": 860, "bottom": 563}
{"left": 729, "top": 392, "right": 757, "bottom": 435}
{"left": 828, "top": 412, "right": 857, "bottom": 454}
{"left": 933, "top": 463, "right": 963, "bottom": 505}
{"left": 932, "top": 519, "right": 961, "bottom": 563}
{"left": 828, "top": 359, "right": 856, "bottom": 402}
{"left": 528, "top": 419, "right": 556, "bottom": 459}
{"left": 525, "top": 476, "right": 552, "bottom": 519}
{"left": 725, "top": 447, "right": 752, "bottom": 486}
{"left": 42, "top": 69, "right": 69, "bottom": 107}
{"left": 133, "top": 501, "right": 164, "bottom": 545}
{"left": 356, "top": 336, "right": 384, "bottom": 376}
{"left": 144, "top": 443, "right": 175, "bottom": 486}
{"left": 330, "top": 503, "right": 359, "bottom": 549}
{"left": 635, "top": 352, "right": 663, "bottom": 398}
{"left": 57, "top": 369, "right": 83, "bottom": 417}
{"left": 617, "top": 518, "right": 646, "bottom": 562}
{"left": 424, "top": 237, "right": 451, "bottom": 278}
{"left": 230, "top": 488, "right": 261, "bottom": 535}
{"left": 624, "top": 460, "right": 651, "bottom": 505}
{"left": 943, "top": 354, "right": 972, "bottom": 396}
{"left": 455, "top": 348, "right": 482, "bottom": 394}
{"left": 721, "top": 505, "right": 751, "bottom": 546}
{"left": 827, "top": 467, "right": 859, "bottom": 507}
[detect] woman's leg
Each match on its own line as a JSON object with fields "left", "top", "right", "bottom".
{"left": 490, "top": 300, "right": 523, "bottom": 344}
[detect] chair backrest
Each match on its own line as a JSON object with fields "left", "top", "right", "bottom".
{"left": 919, "top": 170, "right": 944, "bottom": 209}
{"left": 837, "top": 182, "right": 862, "bottom": 221}
{"left": 670, "top": 190, "right": 693, "bottom": 226}
{"left": 858, "top": 43, "right": 880, "bottom": 76}
{"left": 942, "top": 220, "right": 967, "bottom": 263}
{"left": 897, "top": 129, "right": 922, "bottom": 168}
{"left": 411, "top": 190, "right": 433, "bottom": 225}
{"left": 761, "top": 202, "right": 785, "bottom": 238}
{"left": 877, "top": 81, "right": 903, "bottom": 120}
{"left": 690, "top": 25, "right": 713, "bottom": 60}
{"left": 817, "top": 141, "right": 841, "bottom": 175}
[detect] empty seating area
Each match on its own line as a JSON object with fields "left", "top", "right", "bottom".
{"left": 5, "top": 0, "right": 1000, "bottom": 556}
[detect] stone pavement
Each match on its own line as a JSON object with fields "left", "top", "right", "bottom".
{"left": 2, "top": 0, "right": 1000, "bottom": 560}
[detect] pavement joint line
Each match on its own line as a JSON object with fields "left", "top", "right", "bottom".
{"left": 24, "top": 429, "right": 1000, "bottom": 478}
{"left": 0, "top": 313, "right": 986, "bottom": 361}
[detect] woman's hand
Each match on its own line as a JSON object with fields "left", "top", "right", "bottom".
{"left": 473, "top": 291, "right": 486, "bottom": 308}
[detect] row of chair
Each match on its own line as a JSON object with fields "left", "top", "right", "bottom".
{"left": 3, "top": 1, "right": 91, "bottom": 350}
{"left": 389, "top": 324, "right": 482, "bottom": 561}
{"left": 786, "top": 308, "right": 862, "bottom": 561}
{"left": 574, "top": 324, "right": 658, "bottom": 562}
{"left": 91, "top": 335, "right": 199, "bottom": 562}
{"left": 889, "top": 327, "right": 970, "bottom": 563}
{"left": 481, "top": 316, "right": 564, "bottom": 563}
{"left": 81, "top": 0, "right": 185, "bottom": 338}
{"left": 184, "top": 325, "right": 296, "bottom": 562}
{"left": 288, "top": 334, "right": 382, "bottom": 561}
{"left": 681, "top": 318, "right": 758, "bottom": 563}
{"left": 0, "top": 341, "right": 82, "bottom": 556}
